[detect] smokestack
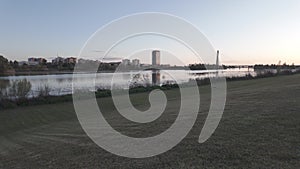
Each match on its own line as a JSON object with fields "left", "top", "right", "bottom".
{"left": 216, "top": 50, "right": 219, "bottom": 69}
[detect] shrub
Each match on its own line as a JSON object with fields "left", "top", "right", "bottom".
{"left": 38, "top": 84, "right": 51, "bottom": 97}
{"left": 9, "top": 79, "right": 32, "bottom": 99}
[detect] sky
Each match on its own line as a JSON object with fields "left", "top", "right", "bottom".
{"left": 0, "top": 0, "right": 299, "bottom": 65}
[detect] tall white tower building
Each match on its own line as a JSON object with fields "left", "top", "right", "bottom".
{"left": 152, "top": 50, "right": 160, "bottom": 66}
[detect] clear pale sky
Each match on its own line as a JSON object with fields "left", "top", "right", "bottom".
{"left": 0, "top": 0, "right": 299, "bottom": 65}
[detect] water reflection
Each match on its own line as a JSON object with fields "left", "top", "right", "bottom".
{"left": 152, "top": 70, "right": 161, "bottom": 85}
{"left": 0, "top": 79, "right": 10, "bottom": 98}
{"left": 0, "top": 79, "right": 10, "bottom": 90}
{"left": 0, "top": 68, "right": 281, "bottom": 96}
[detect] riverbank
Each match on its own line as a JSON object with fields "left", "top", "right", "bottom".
{"left": 2, "top": 67, "right": 192, "bottom": 77}
{"left": 1, "top": 69, "right": 300, "bottom": 109}
{"left": 0, "top": 73, "right": 299, "bottom": 168}
{"left": 10, "top": 70, "right": 117, "bottom": 76}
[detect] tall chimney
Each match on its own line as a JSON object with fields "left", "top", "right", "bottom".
{"left": 216, "top": 50, "right": 219, "bottom": 70}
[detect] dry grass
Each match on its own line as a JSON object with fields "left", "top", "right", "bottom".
{"left": 0, "top": 74, "right": 299, "bottom": 168}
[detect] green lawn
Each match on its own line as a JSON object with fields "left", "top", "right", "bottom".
{"left": 0, "top": 74, "right": 299, "bottom": 168}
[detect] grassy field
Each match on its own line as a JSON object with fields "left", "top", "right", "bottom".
{"left": 0, "top": 74, "right": 299, "bottom": 168}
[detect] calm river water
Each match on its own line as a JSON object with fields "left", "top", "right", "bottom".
{"left": 0, "top": 68, "right": 255, "bottom": 96}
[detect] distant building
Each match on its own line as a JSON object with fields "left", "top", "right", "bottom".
{"left": 77, "top": 58, "right": 86, "bottom": 64}
{"left": 52, "top": 57, "right": 64, "bottom": 64}
{"left": 161, "top": 64, "right": 170, "bottom": 68}
{"left": 152, "top": 50, "right": 160, "bottom": 66}
{"left": 52, "top": 57, "right": 77, "bottom": 64}
{"left": 122, "top": 59, "right": 130, "bottom": 66}
{"left": 140, "top": 63, "right": 151, "bottom": 67}
{"left": 109, "top": 62, "right": 121, "bottom": 67}
{"left": 28, "top": 57, "right": 47, "bottom": 65}
{"left": 77, "top": 58, "right": 93, "bottom": 64}
{"left": 18, "top": 61, "right": 28, "bottom": 66}
{"left": 64, "top": 57, "right": 77, "bottom": 64}
{"left": 132, "top": 59, "right": 140, "bottom": 67}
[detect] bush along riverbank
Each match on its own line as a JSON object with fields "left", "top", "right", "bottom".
{"left": 0, "top": 84, "right": 180, "bottom": 109}
{"left": 1, "top": 68, "right": 300, "bottom": 110}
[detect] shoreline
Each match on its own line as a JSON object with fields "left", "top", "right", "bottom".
{"left": 4, "top": 70, "right": 115, "bottom": 77}
{"left": 1, "top": 67, "right": 299, "bottom": 77}
{"left": 1, "top": 70, "right": 300, "bottom": 110}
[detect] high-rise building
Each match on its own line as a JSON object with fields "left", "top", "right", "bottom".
{"left": 152, "top": 50, "right": 160, "bottom": 66}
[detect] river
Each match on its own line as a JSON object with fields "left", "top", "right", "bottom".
{"left": 0, "top": 68, "right": 256, "bottom": 96}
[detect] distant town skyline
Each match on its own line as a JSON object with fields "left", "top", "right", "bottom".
{"left": 1, "top": 0, "right": 300, "bottom": 65}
